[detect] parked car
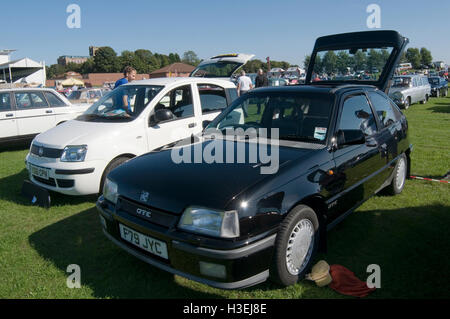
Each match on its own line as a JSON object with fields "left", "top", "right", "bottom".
{"left": 428, "top": 76, "right": 448, "bottom": 97}
{"left": 388, "top": 75, "right": 431, "bottom": 109}
{"left": 67, "top": 88, "right": 105, "bottom": 105}
{"left": 96, "top": 30, "right": 411, "bottom": 289}
{"left": 190, "top": 53, "right": 254, "bottom": 83}
{"left": 0, "top": 88, "right": 90, "bottom": 145}
{"left": 25, "top": 78, "right": 237, "bottom": 195}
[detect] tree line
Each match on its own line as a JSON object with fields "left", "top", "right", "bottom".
{"left": 47, "top": 46, "right": 298, "bottom": 79}
{"left": 302, "top": 47, "right": 434, "bottom": 75}
{"left": 46, "top": 47, "right": 202, "bottom": 79}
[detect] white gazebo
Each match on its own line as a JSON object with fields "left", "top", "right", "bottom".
{"left": 0, "top": 57, "right": 46, "bottom": 86}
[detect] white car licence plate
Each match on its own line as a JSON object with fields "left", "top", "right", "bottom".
{"left": 119, "top": 224, "right": 168, "bottom": 259}
{"left": 30, "top": 164, "right": 49, "bottom": 180}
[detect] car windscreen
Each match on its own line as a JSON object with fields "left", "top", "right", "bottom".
{"left": 310, "top": 47, "right": 394, "bottom": 83}
{"left": 207, "top": 91, "right": 333, "bottom": 144}
{"left": 428, "top": 78, "right": 439, "bottom": 85}
{"left": 67, "top": 91, "right": 82, "bottom": 100}
{"left": 191, "top": 61, "right": 242, "bottom": 78}
{"left": 77, "top": 85, "right": 163, "bottom": 122}
{"left": 392, "top": 77, "right": 411, "bottom": 88}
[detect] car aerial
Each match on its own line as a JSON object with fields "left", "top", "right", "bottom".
{"left": 96, "top": 30, "right": 411, "bottom": 289}
{"left": 388, "top": 74, "right": 431, "bottom": 109}
{"left": 0, "top": 88, "right": 90, "bottom": 145}
{"left": 67, "top": 88, "right": 106, "bottom": 105}
{"left": 428, "top": 76, "right": 448, "bottom": 97}
{"left": 25, "top": 77, "right": 237, "bottom": 195}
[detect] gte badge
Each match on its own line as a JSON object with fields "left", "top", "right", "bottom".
{"left": 136, "top": 208, "right": 152, "bottom": 219}
{"left": 140, "top": 191, "right": 149, "bottom": 202}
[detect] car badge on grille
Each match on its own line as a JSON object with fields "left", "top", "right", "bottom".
{"left": 38, "top": 147, "right": 44, "bottom": 157}
{"left": 140, "top": 191, "right": 149, "bottom": 202}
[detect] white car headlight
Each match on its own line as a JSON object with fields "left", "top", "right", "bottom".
{"left": 103, "top": 178, "right": 118, "bottom": 204}
{"left": 61, "top": 145, "right": 87, "bottom": 162}
{"left": 178, "top": 207, "right": 240, "bottom": 238}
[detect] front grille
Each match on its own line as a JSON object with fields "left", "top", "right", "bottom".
{"left": 118, "top": 197, "right": 178, "bottom": 229}
{"left": 56, "top": 179, "right": 75, "bottom": 188}
{"left": 31, "top": 144, "right": 63, "bottom": 158}
{"left": 33, "top": 175, "right": 57, "bottom": 187}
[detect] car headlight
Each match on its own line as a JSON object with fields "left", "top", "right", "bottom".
{"left": 61, "top": 145, "right": 87, "bottom": 162}
{"left": 103, "top": 178, "right": 118, "bottom": 204}
{"left": 178, "top": 207, "right": 240, "bottom": 238}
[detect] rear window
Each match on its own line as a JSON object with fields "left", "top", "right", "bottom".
{"left": 198, "top": 84, "right": 227, "bottom": 113}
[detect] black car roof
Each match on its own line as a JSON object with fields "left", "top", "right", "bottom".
{"left": 250, "top": 84, "right": 378, "bottom": 95}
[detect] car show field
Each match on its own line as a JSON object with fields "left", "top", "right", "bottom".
{"left": 1, "top": 95, "right": 448, "bottom": 299}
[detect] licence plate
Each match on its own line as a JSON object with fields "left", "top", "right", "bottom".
{"left": 119, "top": 224, "right": 168, "bottom": 259}
{"left": 30, "top": 164, "right": 49, "bottom": 180}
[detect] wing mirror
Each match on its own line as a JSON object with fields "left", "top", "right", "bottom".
{"left": 336, "top": 129, "right": 366, "bottom": 148}
{"left": 149, "top": 109, "right": 175, "bottom": 126}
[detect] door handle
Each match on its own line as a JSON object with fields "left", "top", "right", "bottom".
{"left": 5, "top": 113, "right": 14, "bottom": 117}
{"left": 46, "top": 110, "right": 53, "bottom": 114}
{"left": 188, "top": 123, "right": 197, "bottom": 128}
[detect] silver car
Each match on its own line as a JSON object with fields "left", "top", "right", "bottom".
{"left": 388, "top": 75, "right": 431, "bottom": 109}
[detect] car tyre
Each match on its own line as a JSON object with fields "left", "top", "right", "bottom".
{"left": 270, "top": 205, "right": 319, "bottom": 286}
{"left": 385, "top": 153, "right": 407, "bottom": 195}
{"left": 404, "top": 97, "right": 410, "bottom": 109}
{"left": 99, "top": 156, "right": 130, "bottom": 194}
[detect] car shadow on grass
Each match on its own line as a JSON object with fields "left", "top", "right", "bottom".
{"left": 428, "top": 104, "right": 450, "bottom": 114}
{"left": 0, "top": 141, "right": 32, "bottom": 153}
{"left": 0, "top": 168, "right": 97, "bottom": 207}
{"left": 315, "top": 204, "right": 450, "bottom": 299}
{"left": 28, "top": 207, "right": 222, "bottom": 299}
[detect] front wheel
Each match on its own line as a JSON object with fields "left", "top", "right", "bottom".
{"left": 99, "top": 157, "right": 130, "bottom": 194}
{"left": 270, "top": 205, "right": 319, "bottom": 286}
{"left": 403, "top": 97, "right": 410, "bottom": 109}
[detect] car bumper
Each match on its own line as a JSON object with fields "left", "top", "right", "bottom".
{"left": 25, "top": 153, "right": 106, "bottom": 195}
{"left": 96, "top": 196, "right": 275, "bottom": 289}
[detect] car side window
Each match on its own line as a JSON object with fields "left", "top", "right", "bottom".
{"left": 198, "top": 84, "right": 227, "bottom": 114}
{"left": 338, "top": 94, "right": 377, "bottom": 136}
{"left": 368, "top": 92, "right": 398, "bottom": 128}
{"left": 15, "top": 92, "right": 49, "bottom": 109}
{"left": 155, "top": 85, "right": 194, "bottom": 119}
{"left": 44, "top": 92, "right": 66, "bottom": 107}
{"left": 0, "top": 92, "right": 11, "bottom": 112}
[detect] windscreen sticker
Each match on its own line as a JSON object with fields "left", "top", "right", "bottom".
{"left": 314, "top": 127, "right": 327, "bottom": 140}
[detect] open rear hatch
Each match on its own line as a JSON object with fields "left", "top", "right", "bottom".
{"left": 305, "top": 30, "right": 409, "bottom": 92}
{"left": 190, "top": 53, "right": 255, "bottom": 79}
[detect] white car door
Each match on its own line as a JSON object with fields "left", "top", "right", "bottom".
{"left": 43, "top": 91, "right": 74, "bottom": 124}
{"left": 14, "top": 91, "right": 56, "bottom": 136}
{"left": 0, "top": 92, "right": 18, "bottom": 139}
{"left": 146, "top": 84, "right": 202, "bottom": 151}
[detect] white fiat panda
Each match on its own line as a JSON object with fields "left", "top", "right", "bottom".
{"left": 25, "top": 77, "right": 238, "bottom": 195}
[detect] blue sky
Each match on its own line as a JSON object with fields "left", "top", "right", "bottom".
{"left": 1, "top": 0, "right": 449, "bottom": 66}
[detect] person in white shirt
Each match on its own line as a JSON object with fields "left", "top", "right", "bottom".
{"left": 237, "top": 70, "right": 254, "bottom": 96}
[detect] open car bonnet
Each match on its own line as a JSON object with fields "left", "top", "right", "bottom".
{"left": 190, "top": 53, "right": 255, "bottom": 79}
{"left": 305, "top": 30, "right": 409, "bottom": 92}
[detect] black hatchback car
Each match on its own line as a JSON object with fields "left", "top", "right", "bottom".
{"left": 97, "top": 30, "right": 412, "bottom": 289}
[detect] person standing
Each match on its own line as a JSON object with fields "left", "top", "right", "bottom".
{"left": 237, "top": 70, "right": 253, "bottom": 97}
{"left": 114, "top": 66, "right": 137, "bottom": 113}
{"left": 254, "top": 68, "right": 268, "bottom": 114}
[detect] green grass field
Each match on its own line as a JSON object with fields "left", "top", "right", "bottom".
{"left": 0, "top": 96, "right": 449, "bottom": 299}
